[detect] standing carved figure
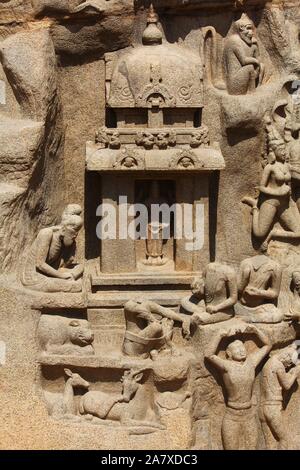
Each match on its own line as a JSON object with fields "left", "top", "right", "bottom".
{"left": 21, "top": 205, "right": 84, "bottom": 292}
{"left": 205, "top": 325, "right": 271, "bottom": 450}
{"left": 223, "top": 14, "right": 265, "bottom": 95}
{"left": 243, "top": 120, "right": 300, "bottom": 248}
{"left": 261, "top": 345, "right": 300, "bottom": 450}
{"left": 181, "top": 262, "right": 237, "bottom": 325}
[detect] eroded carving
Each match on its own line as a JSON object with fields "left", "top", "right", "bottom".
{"left": 21, "top": 205, "right": 84, "bottom": 292}
{"left": 181, "top": 263, "right": 237, "bottom": 325}
{"left": 46, "top": 368, "right": 90, "bottom": 420}
{"left": 205, "top": 324, "right": 271, "bottom": 450}
{"left": 38, "top": 315, "right": 95, "bottom": 356}
{"left": 79, "top": 368, "right": 164, "bottom": 430}
{"left": 123, "top": 299, "right": 191, "bottom": 358}
{"left": 190, "top": 126, "right": 210, "bottom": 148}
{"left": 224, "top": 14, "right": 265, "bottom": 95}
{"left": 243, "top": 117, "right": 300, "bottom": 248}
{"left": 236, "top": 254, "right": 284, "bottom": 323}
{"left": 261, "top": 345, "right": 300, "bottom": 450}
{"left": 113, "top": 148, "right": 145, "bottom": 169}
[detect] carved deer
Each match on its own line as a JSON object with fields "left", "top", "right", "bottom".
{"left": 48, "top": 368, "right": 90, "bottom": 418}
{"left": 79, "top": 368, "right": 163, "bottom": 428}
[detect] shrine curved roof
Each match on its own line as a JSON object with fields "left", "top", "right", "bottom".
{"left": 108, "top": 42, "right": 204, "bottom": 109}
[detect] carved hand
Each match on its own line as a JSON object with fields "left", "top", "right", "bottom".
{"left": 206, "top": 305, "right": 218, "bottom": 314}
{"left": 59, "top": 272, "right": 75, "bottom": 280}
{"left": 182, "top": 318, "right": 192, "bottom": 339}
{"left": 245, "top": 286, "right": 263, "bottom": 297}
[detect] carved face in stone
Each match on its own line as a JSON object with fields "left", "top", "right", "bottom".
{"left": 274, "top": 142, "right": 287, "bottom": 162}
{"left": 226, "top": 340, "right": 247, "bottom": 362}
{"left": 191, "top": 276, "right": 205, "bottom": 297}
{"left": 180, "top": 157, "right": 194, "bottom": 168}
{"left": 121, "top": 370, "right": 143, "bottom": 403}
{"left": 238, "top": 23, "right": 254, "bottom": 46}
{"left": 122, "top": 157, "right": 136, "bottom": 168}
{"left": 61, "top": 215, "right": 83, "bottom": 246}
{"left": 280, "top": 348, "right": 297, "bottom": 368}
{"left": 68, "top": 320, "right": 94, "bottom": 346}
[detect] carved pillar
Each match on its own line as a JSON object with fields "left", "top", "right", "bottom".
{"left": 100, "top": 174, "right": 136, "bottom": 273}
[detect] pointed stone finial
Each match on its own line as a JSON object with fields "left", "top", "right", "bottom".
{"left": 148, "top": 3, "right": 158, "bottom": 23}
{"left": 142, "top": 4, "right": 162, "bottom": 45}
{"left": 235, "top": 13, "right": 253, "bottom": 27}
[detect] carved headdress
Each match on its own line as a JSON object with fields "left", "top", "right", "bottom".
{"left": 263, "top": 114, "right": 286, "bottom": 164}
{"left": 235, "top": 13, "right": 253, "bottom": 29}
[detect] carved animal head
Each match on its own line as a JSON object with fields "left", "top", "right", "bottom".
{"left": 64, "top": 369, "right": 90, "bottom": 389}
{"left": 234, "top": 14, "right": 254, "bottom": 45}
{"left": 68, "top": 320, "right": 94, "bottom": 346}
{"left": 120, "top": 369, "right": 144, "bottom": 403}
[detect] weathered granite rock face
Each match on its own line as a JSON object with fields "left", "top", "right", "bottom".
{"left": 2, "top": 0, "right": 300, "bottom": 451}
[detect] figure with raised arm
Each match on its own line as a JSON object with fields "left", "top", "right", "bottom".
{"left": 261, "top": 345, "right": 300, "bottom": 449}
{"left": 205, "top": 324, "right": 271, "bottom": 450}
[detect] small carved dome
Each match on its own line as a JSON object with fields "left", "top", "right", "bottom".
{"left": 142, "top": 4, "right": 163, "bottom": 45}
{"left": 108, "top": 6, "right": 203, "bottom": 109}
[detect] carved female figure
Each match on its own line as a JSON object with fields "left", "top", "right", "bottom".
{"left": 243, "top": 127, "right": 300, "bottom": 247}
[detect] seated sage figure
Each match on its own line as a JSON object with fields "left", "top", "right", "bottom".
{"left": 181, "top": 262, "right": 237, "bottom": 325}
{"left": 21, "top": 205, "right": 84, "bottom": 293}
{"left": 235, "top": 254, "right": 284, "bottom": 323}
{"left": 223, "top": 14, "right": 265, "bottom": 95}
{"left": 123, "top": 299, "right": 192, "bottom": 359}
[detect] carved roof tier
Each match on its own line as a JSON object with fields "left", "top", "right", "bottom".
{"left": 86, "top": 145, "right": 225, "bottom": 172}
{"left": 108, "top": 43, "right": 204, "bottom": 109}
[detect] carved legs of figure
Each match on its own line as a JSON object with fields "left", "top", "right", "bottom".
{"left": 242, "top": 196, "right": 300, "bottom": 247}
{"left": 262, "top": 404, "right": 287, "bottom": 450}
{"left": 227, "top": 64, "right": 259, "bottom": 95}
{"left": 242, "top": 197, "right": 277, "bottom": 239}
{"left": 26, "top": 276, "right": 82, "bottom": 293}
{"left": 222, "top": 408, "right": 258, "bottom": 450}
{"left": 193, "top": 310, "right": 232, "bottom": 325}
{"left": 264, "top": 204, "right": 300, "bottom": 246}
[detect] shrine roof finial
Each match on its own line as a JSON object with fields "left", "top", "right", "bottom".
{"left": 142, "top": 4, "right": 162, "bottom": 45}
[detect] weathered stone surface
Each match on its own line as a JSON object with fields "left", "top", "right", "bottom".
{"left": 2, "top": 0, "right": 300, "bottom": 453}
